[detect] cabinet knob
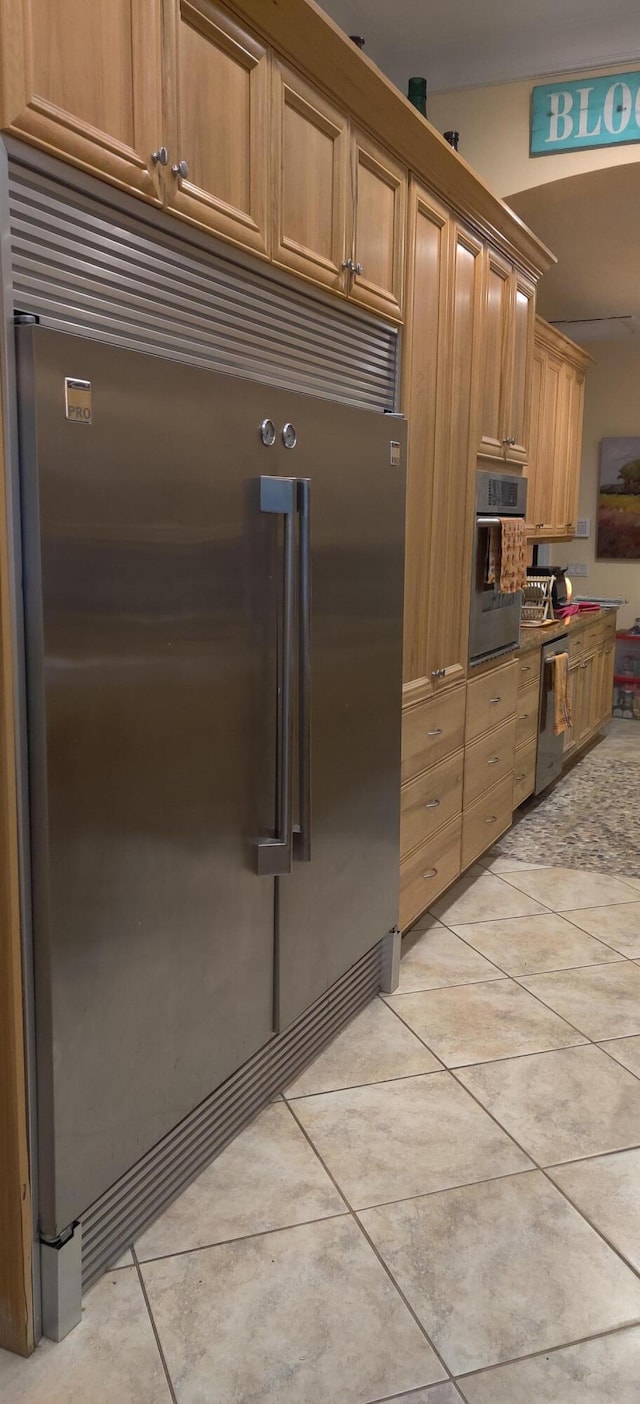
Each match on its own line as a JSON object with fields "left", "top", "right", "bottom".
{"left": 431, "top": 667, "right": 446, "bottom": 679}
{"left": 341, "top": 257, "right": 364, "bottom": 276}
{"left": 172, "top": 159, "right": 189, "bottom": 179}
{"left": 151, "top": 146, "right": 169, "bottom": 166}
{"left": 501, "top": 436, "right": 516, "bottom": 447}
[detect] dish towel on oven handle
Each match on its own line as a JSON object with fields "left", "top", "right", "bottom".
{"left": 549, "top": 651, "right": 572, "bottom": 736}
{"left": 485, "top": 517, "right": 528, "bottom": 594}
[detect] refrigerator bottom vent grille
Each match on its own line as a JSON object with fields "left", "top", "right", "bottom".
{"left": 80, "top": 940, "right": 383, "bottom": 1290}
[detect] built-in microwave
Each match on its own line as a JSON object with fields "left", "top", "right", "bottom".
{"left": 469, "top": 470, "right": 528, "bottom": 667}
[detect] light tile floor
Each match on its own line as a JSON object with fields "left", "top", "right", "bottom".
{"left": 3, "top": 725, "right": 640, "bottom": 1401}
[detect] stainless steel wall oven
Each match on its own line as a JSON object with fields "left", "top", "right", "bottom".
{"left": 469, "top": 470, "right": 528, "bottom": 667}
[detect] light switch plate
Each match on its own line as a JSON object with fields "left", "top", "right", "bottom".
{"left": 569, "top": 562, "right": 589, "bottom": 577}
{"left": 575, "top": 519, "right": 590, "bottom": 538}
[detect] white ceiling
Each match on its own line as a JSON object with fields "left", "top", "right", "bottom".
{"left": 318, "top": 0, "right": 640, "bottom": 92}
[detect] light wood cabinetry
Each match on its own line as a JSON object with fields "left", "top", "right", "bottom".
{"left": 464, "top": 717, "right": 516, "bottom": 806}
{"left": 272, "top": 62, "right": 347, "bottom": 287}
{"left": 466, "top": 659, "right": 519, "bottom": 743}
{"left": 401, "top": 687, "right": 466, "bottom": 783}
{"left": 400, "top": 684, "right": 465, "bottom": 928}
{"left": 402, "top": 190, "right": 482, "bottom": 700}
{"left": 513, "top": 736, "right": 537, "bottom": 808}
{"left": 399, "top": 816, "right": 462, "bottom": 930}
{"left": 0, "top": 0, "right": 164, "bottom": 202}
{"left": 513, "top": 650, "right": 541, "bottom": 807}
{"left": 401, "top": 750, "right": 464, "bottom": 855}
{"left": 164, "top": 0, "right": 271, "bottom": 253}
{"left": 272, "top": 68, "right": 407, "bottom": 315}
{"left": 526, "top": 318, "right": 593, "bottom": 541}
{"left": 462, "top": 774, "right": 514, "bottom": 870}
{"left": 349, "top": 127, "right": 406, "bottom": 320}
{"left": 477, "top": 250, "right": 535, "bottom": 466}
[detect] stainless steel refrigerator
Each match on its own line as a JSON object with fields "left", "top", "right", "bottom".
{"left": 16, "top": 325, "right": 406, "bottom": 1244}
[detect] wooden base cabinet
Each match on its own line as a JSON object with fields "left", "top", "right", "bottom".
{"left": 526, "top": 318, "right": 593, "bottom": 541}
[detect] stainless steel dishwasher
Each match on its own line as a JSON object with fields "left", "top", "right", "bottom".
{"left": 535, "top": 635, "right": 569, "bottom": 794}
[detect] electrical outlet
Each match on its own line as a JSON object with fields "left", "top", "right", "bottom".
{"left": 575, "top": 519, "right": 590, "bottom": 538}
{"left": 569, "top": 562, "right": 589, "bottom": 577}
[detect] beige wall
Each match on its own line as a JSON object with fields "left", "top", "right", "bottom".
{"left": 550, "top": 339, "right": 640, "bottom": 630}
{"left": 427, "top": 65, "right": 640, "bottom": 198}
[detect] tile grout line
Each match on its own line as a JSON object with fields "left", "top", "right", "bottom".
{"left": 508, "top": 961, "right": 640, "bottom": 1044}
{"left": 452, "top": 1317, "right": 640, "bottom": 1385}
{"left": 132, "top": 1209, "right": 352, "bottom": 1268}
{"left": 384, "top": 975, "right": 590, "bottom": 1066}
{"left": 283, "top": 1094, "right": 457, "bottom": 1391}
{"left": 383, "top": 985, "right": 640, "bottom": 1290}
{"left": 132, "top": 1248, "right": 179, "bottom": 1404}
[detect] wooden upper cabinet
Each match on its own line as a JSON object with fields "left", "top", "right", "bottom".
{"left": 477, "top": 250, "right": 535, "bottom": 465}
{"left": 402, "top": 181, "right": 450, "bottom": 691}
{"left": 163, "top": 0, "right": 270, "bottom": 254}
{"left": 553, "top": 366, "right": 585, "bottom": 535}
{"left": 507, "top": 273, "right": 535, "bottom": 462}
{"left": 427, "top": 224, "right": 482, "bottom": 689}
{"left": 350, "top": 129, "right": 407, "bottom": 321}
{"left": 526, "top": 317, "right": 592, "bottom": 541}
{"left": 0, "top": 0, "right": 164, "bottom": 201}
{"left": 272, "top": 63, "right": 348, "bottom": 290}
{"left": 477, "top": 249, "right": 512, "bottom": 460}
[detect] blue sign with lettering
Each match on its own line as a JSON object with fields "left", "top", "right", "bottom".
{"left": 531, "top": 71, "right": 640, "bottom": 154}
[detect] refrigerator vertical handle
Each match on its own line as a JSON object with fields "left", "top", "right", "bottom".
{"left": 294, "top": 479, "right": 311, "bottom": 862}
{"left": 256, "top": 476, "right": 296, "bottom": 876}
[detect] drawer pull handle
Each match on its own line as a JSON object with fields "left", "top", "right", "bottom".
{"left": 431, "top": 667, "right": 446, "bottom": 679}
{"left": 516, "top": 771, "right": 526, "bottom": 781}
{"left": 427, "top": 727, "right": 443, "bottom": 737}
{"left": 521, "top": 665, "right": 532, "bottom": 673}
{"left": 519, "top": 712, "right": 529, "bottom": 720}
{"left": 485, "top": 814, "right": 497, "bottom": 824}
{"left": 422, "top": 867, "right": 438, "bottom": 879}
{"left": 488, "top": 756, "right": 500, "bottom": 765}
{"left": 490, "top": 696, "right": 501, "bottom": 704}
{"left": 424, "top": 799, "right": 441, "bottom": 809}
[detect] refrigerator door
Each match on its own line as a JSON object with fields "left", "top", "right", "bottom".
{"left": 16, "top": 327, "right": 280, "bottom": 1236}
{"left": 272, "top": 395, "right": 406, "bottom": 1028}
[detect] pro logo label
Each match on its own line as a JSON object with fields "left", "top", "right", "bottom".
{"left": 65, "top": 378, "right": 92, "bottom": 425}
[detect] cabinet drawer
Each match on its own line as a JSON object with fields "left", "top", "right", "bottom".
{"left": 402, "top": 686, "right": 466, "bottom": 783}
{"left": 515, "top": 679, "right": 540, "bottom": 749}
{"left": 401, "top": 750, "right": 464, "bottom": 858}
{"left": 462, "top": 774, "right": 513, "bottom": 870}
{"left": 464, "top": 718, "right": 516, "bottom": 807}
{"left": 399, "top": 816, "right": 462, "bottom": 930}
{"left": 513, "top": 737, "right": 537, "bottom": 808}
{"left": 584, "top": 621, "right": 604, "bottom": 652}
{"left": 517, "top": 651, "right": 541, "bottom": 692}
{"left": 466, "top": 661, "right": 518, "bottom": 743}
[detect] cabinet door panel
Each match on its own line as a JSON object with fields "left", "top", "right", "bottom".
{"left": 478, "top": 249, "right": 511, "bottom": 459}
{"left": 350, "top": 129, "right": 407, "bottom": 321}
{"left": 553, "top": 368, "right": 584, "bottom": 536}
{"left": 525, "top": 346, "right": 546, "bottom": 532}
{"left": 427, "top": 226, "right": 482, "bottom": 687}
{"left": 402, "top": 182, "right": 450, "bottom": 690}
{"left": 0, "top": 0, "right": 163, "bottom": 201}
{"left": 508, "top": 274, "right": 535, "bottom": 462}
{"left": 165, "top": 0, "right": 270, "bottom": 254}
{"left": 272, "top": 63, "right": 348, "bottom": 289}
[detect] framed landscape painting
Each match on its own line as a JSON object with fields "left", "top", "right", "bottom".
{"left": 597, "top": 436, "right": 640, "bottom": 559}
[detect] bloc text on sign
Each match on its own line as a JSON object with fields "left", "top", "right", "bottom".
{"left": 531, "top": 71, "right": 640, "bottom": 155}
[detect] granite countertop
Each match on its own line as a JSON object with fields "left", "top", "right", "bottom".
{"left": 517, "top": 607, "right": 617, "bottom": 655}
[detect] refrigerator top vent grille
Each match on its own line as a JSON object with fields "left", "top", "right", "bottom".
{"left": 7, "top": 158, "right": 398, "bottom": 412}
